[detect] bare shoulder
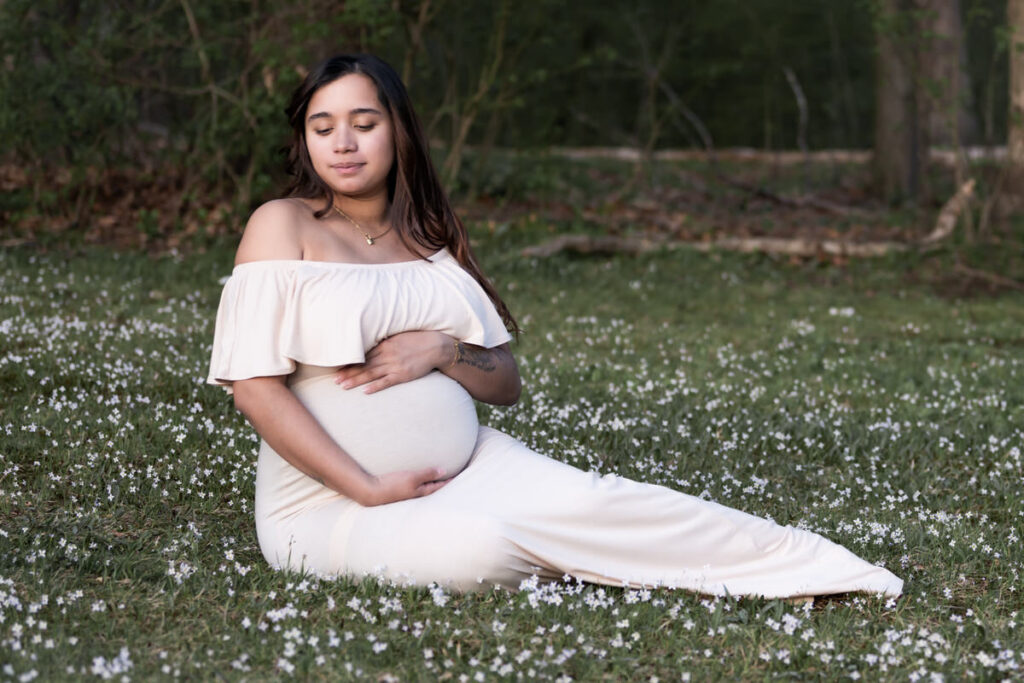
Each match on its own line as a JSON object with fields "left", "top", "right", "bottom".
{"left": 234, "top": 198, "right": 308, "bottom": 265}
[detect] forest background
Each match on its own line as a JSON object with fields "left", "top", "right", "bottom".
{"left": 1, "top": 0, "right": 1022, "bottom": 269}
{"left": 3, "top": 2, "right": 1024, "bottom": 680}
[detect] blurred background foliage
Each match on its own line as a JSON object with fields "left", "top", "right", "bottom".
{"left": 0, "top": 0, "right": 1017, "bottom": 249}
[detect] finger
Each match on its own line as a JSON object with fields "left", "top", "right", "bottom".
{"left": 426, "top": 467, "right": 448, "bottom": 481}
{"left": 416, "top": 479, "right": 448, "bottom": 496}
{"left": 408, "top": 467, "right": 447, "bottom": 485}
{"left": 339, "top": 366, "right": 388, "bottom": 389}
{"left": 337, "top": 370, "right": 369, "bottom": 388}
{"left": 416, "top": 472, "right": 451, "bottom": 493}
{"left": 334, "top": 364, "right": 365, "bottom": 383}
{"left": 361, "top": 374, "right": 397, "bottom": 394}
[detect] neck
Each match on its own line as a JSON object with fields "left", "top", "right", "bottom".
{"left": 333, "top": 192, "right": 389, "bottom": 228}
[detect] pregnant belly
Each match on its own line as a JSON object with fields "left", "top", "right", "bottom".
{"left": 289, "top": 367, "right": 479, "bottom": 477}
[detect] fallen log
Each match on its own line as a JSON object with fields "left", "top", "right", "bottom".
{"left": 521, "top": 179, "right": 976, "bottom": 260}
{"left": 520, "top": 234, "right": 668, "bottom": 258}
{"left": 544, "top": 145, "right": 1006, "bottom": 166}
{"left": 690, "top": 236, "right": 908, "bottom": 258}
{"left": 519, "top": 234, "right": 908, "bottom": 259}
{"left": 953, "top": 263, "right": 1024, "bottom": 291}
{"left": 714, "top": 174, "right": 868, "bottom": 217}
{"left": 0, "top": 237, "right": 36, "bottom": 249}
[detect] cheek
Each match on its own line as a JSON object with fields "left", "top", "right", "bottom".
{"left": 305, "top": 136, "right": 328, "bottom": 164}
{"left": 372, "top": 133, "right": 395, "bottom": 170}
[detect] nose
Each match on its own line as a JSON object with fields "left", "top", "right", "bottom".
{"left": 334, "top": 126, "right": 357, "bottom": 153}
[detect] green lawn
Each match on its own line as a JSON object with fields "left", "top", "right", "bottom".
{"left": 1, "top": 231, "right": 1022, "bottom": 680}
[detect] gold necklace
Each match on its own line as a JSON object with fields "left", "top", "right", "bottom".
{"left": 332, "top": 204, "right": 393, "bottom": 245}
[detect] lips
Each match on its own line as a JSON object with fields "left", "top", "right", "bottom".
{"left": 330, "top": 162, "right": 365, "bottom": 176}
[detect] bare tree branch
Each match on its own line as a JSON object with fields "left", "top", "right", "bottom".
{"left": 783, "top": 66, "right": 808, "bottom": 154}
{"left": 920, "top": 178, "right": 975, "bottom": 244}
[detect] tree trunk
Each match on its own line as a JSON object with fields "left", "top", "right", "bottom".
{"left": 396, "top": 0, "right": 438, "bottom": 87}
{"left": 873, "top": 0, "right": 927, "bottom": 203}
{"left": 873, "top": 0, "right": 953, "bottom": 204}
{"left": 1011, "top": 0, "right": 1024, "bottom": 168}
{"left": 925, "top": 0, "right": 977, "bottom": 147}
{"left": 438, "top": 0, "right": 510, "bottom": 189}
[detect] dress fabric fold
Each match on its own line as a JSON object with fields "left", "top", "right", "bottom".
{"left": 207, "top": 249, "right": 903, "bottom": 598}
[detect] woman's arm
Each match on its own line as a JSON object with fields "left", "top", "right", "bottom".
{"left": 334, "top": 332, "right": 521, "bottom": 406}
{"left": 441, "top": 340, "right": 520, "bottom": 405}
{"left": 232, "top": 373, "right": 451, "bottom": 507}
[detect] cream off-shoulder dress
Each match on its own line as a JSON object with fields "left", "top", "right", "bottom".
{"left": 207, "top": 248, "right": 903, "bottom": 597}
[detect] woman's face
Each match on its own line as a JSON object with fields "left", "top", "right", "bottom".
{"left": 304, "top": 73, "right": 395, "bottom": 201}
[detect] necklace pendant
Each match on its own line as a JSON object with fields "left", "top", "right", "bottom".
{"left": 365, "top": 236, "right": 375, "bottom": 246}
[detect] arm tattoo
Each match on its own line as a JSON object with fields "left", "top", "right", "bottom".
{"left": 454, "top": 342, "right": 497, "bottom": 372}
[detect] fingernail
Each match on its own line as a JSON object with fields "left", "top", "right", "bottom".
{"left": 341, "top": 381, "right": 352, "bottom": 389}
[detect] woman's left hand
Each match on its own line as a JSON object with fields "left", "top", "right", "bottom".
{"left": 335, "top": 330, "right": 451, "bottom": 394}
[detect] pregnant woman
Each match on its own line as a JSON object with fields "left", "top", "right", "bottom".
{"left": 208, "top": 54, "right": 903, "bottom": 598}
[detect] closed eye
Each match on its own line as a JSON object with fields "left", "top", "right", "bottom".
{"left": 314, "top": 128, "right": 333, "bottom": 136}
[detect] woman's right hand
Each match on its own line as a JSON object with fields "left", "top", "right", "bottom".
{"left": 360, "top": 467, "right": 451, "bottom": 506}
{"left": 233, "top": 375, "right": 454, "bottom": 507}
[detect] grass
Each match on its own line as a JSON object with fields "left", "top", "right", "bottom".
{"left": 1, "top": 227, "right": 1022, "bottom": 680}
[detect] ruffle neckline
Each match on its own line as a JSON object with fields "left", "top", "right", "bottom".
{"left": 230, "top": 248, "right": 449, "bottom": 273}
{"left": 206, "top": 247, "right": 512, "bottom": 393}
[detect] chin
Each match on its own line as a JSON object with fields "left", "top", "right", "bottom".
{"left": 329, "top": 180, "right": 388, "bottom": 200}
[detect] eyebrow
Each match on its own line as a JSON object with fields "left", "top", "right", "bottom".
{"left": 307, "top": 107, "right": 384, "bottom": 123}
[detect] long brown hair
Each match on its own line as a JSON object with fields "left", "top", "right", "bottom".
{"left": 283, "top": 54, "right": 519, "bottom": 336}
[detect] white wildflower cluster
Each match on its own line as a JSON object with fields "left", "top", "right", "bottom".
{"left": 90, "top": 647, "right": 133, "bottom": 679}
{"left": 790, "top": 319, "right": 816, "bottom": 336}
